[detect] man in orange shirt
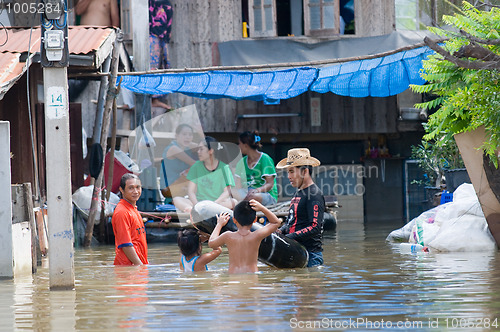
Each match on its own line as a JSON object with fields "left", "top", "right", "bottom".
{"left": 112, "top": 173, "right": 148, "bottom": 265}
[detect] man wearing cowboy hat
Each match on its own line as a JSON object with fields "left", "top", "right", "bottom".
{"left": 276, "top": 148, "right": 325, "bottom": 267}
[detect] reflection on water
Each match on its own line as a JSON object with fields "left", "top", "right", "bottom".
{"left": 1, "top": 220, "right": 500, "bottom": 330}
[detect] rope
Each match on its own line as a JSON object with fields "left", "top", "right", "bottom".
{"left": 69, "top": 41, "right": 443, "bottom": 78}
{"left": 79, "top": 196, "right": 172, "bottom": 224}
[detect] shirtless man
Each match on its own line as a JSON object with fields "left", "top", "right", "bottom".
{"left": 76, "top": 0, "right": 119, "bottom": 27}
{"left": 208, "top": 200, "right": 280, "bottom": 274}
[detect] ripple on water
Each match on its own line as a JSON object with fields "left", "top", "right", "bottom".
{"left": 1, "top": 224, "right": 500, "bottom": 330}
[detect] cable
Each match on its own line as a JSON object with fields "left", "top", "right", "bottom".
{"left": 0, "top": 21, "right": 8, "bottom": 47}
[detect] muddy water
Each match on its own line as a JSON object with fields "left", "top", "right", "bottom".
{"left": 2, "top": 220, "right": 500, "bottom": 331}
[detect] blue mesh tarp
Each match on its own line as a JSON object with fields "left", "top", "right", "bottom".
{"left": 310, "top": 46, "right": 433, "bottom": 97}
{"left": 118, "top": 47, "right": 433, "bottom": 102}
{"left": 119, "top": 67, "right": 318, "bottom": 104}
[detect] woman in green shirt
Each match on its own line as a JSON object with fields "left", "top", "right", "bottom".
{"left": 236, "top": 131, "right": 278, "bottom": 206}
{"left": 173, "top": 136, "right": 236, "bottom": 213}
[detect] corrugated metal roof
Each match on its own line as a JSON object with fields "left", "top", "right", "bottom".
{"left": 0, "top": 26, "right": 115, "bottom": 54}
{"left": 68, "top": 26, "right": 116, "bottom": 55}
{"left": 0, "top": 53, "right": 22, "bottom": 84}
{"left": 0, "top": 28, "right": 40, "bottom": 53}
{"left": 0, "top": 26, "right": 116, "bottom": 100}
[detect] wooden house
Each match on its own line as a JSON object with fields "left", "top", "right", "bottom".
{"left": 1, "top": 1, "right": 465, "bottom": 223}
{"left": 0, "top": 4, "right": 117, "bottom": 201}
{"left": 116, "top": 0, "right": 467, "bottom": 222}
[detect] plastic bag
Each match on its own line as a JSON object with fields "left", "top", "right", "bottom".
{"left": 138, "top": 126, "right": 156, "bottom": 149}
{"left": 387, "top": 183, "right": 497, "bottom": 252}
{"left": 72, "top": 185, "right": 120, "bottom": 221}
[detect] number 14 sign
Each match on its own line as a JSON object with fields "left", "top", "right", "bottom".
{"left": 46, "top": 86, "right": 67, "bottom": 119}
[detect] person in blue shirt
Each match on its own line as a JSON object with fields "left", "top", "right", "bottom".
{"left": 161, "top": 124, "right": 198, "bottom": 199}
{"left": 178, "top": 229, "right": 221, "bottom": 272}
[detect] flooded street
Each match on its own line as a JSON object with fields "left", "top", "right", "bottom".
{"left": 1, "top": 220, "right": 500, "bottom": 331}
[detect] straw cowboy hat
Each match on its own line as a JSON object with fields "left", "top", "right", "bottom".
{"left": 276, "top": 148, "right": 321, "bottom": 168}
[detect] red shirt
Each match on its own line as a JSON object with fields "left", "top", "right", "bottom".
{"left": 112, "top": 199, "right": 148, "bottom": 265}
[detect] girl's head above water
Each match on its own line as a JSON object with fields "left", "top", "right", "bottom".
{"left": 177, "top": 229, "right": 201, "bottom": 257}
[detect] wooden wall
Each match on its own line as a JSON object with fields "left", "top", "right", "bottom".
{"left": 167, "top": 0, "right": 399, "bottom": 137}
{"left": 355, "top": 0, "right": 396, "bottom": 36}
{"left": 168, "top": 0, "right": 241, "bottom": 128}
{"left": 0, "top": 75, "right": 35, "bottom": 187}
{"left": 170, "top": 0, "right": 242, "bottom": 68}
{"left": 232, "top": 93, "right": 399, "bottom": 137}
{"left": 168, "top": 89, "right": 399, "bottom": 138}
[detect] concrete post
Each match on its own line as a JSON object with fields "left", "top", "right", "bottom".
{"left": 43, "top": 67, "right": 75, "bottom": 290}
{"left": 11, "top": 184, "right": 35, "bottom": 276}
{"left": 0, "top": 121, "right": 13, "bottom": 278}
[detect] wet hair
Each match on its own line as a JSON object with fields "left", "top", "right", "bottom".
{"left": 175, "top": 123, "right": 193, "bottom": 135}
{"left": 233, "top": 200, "right": 256, "bottom": 226}
{"left": 119, "top": 173, "right": 139, "bottom": 190}
{"left": 177, "top": 229, "right": 201, "bottom": 257}
{"left": 239, "top": 131, "right": 262, "bottom": 150}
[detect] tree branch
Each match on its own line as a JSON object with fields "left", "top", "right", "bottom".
{"left": 454, "top": 44, "right": 500, "bottom": 62}
{"left": 424, "top": 37, "right": 500, "bottom": 70}
{"left": 475, "top": 1, "right": 500, "bottom": 10}
{"left": 460, "top": 29, "right": 500, "bottom": 45}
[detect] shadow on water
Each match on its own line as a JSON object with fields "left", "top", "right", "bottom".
{"left": 1, "top": 219, "right": 500, "bottom": 330}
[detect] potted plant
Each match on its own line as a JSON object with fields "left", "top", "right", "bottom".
{"left": 411, "top": 133, "right": 465, "bottom": 187}
{"left": 411, "top": 131, "right": 466, "bottom": 208}
{"left": 410, "top": 2, "right": 500, "bottom": 243}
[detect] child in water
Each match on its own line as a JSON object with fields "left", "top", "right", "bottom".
{"left": 177, "top": 229, "right": 222, "bottom": 272}
{"left": 208, "top": 200, "right": 280, "bottom": 274}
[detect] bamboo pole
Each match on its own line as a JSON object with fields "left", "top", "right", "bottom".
{"left": 106, "top": 81, "right": 121, "bottom": 203}
{"left": 84, "top": 30, "right": 123, "bottom": 248}
{"left": 99, "top": 81, "right": 121, "bottom": 241}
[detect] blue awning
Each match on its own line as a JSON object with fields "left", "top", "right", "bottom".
{"left": 118, "top": 32, "right": 435, "bottom": 102}
{"left": 119, "top": 67, "right": 318, "bottom": 104}
{"left": 311, "top": 46, "right": 432, "bottom": 97}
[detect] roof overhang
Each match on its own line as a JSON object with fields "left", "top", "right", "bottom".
{"left": 0, "top": 26, "right": 116, "bottom": 100}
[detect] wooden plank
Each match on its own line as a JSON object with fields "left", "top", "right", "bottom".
{"left": 6, "top": 75, "right": 34, "bottom": 187}
{"left": 115, "top": 129, "right": 176, "bottom": 139}
{"left": 354, "top": 0, "right": 395, "bottom": 37}
{"left": 70, "top": 103, "right": 84, "bottom": 193}
{"left": 10, "top": 183, "right": 39, "bottom": 273}
{"left": 21, "top": 183, "right": 37, "bottom": 274}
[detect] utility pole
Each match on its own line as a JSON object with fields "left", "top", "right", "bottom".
{"left": 41, "top": 0, "right": 75, "bottom": 290}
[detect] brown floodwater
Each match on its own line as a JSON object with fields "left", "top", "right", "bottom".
{"left": 2, "top": 220, "right": 500, "bottom": 331}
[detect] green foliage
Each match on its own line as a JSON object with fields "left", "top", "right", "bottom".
{"left": 411, "top": 131, "right": 465, "bottom": 187}
{"left": 411, "top": 2, "right": 500, "bottom": 166}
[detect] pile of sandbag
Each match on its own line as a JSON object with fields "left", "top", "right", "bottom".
{"left": 387, "top": 183, "right": 496, "bottom": 251}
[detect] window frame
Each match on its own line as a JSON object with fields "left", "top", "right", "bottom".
{"left": 248, "top": 0, "right": 277, "bottom": 37}
{"left": 248, "top": 0, "right": 342, "bottom": 38}
{"left": 303, "top": 0, "right": 340, "bottom": 37}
